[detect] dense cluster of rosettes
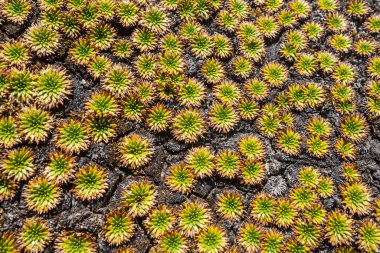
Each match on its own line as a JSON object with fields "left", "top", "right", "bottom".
{"left": 0, "top": 0, "right": 380, "bottom": 252}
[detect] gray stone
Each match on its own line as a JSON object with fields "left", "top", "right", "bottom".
{"left": 263, "top": 175, "right": 288, "bottom": 197}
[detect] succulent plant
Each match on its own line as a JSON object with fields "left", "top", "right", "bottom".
{"left": 262, "top": 229, "right": 283, "bottom": 253}
{"left": 275, "top": 199, "right": 297, "bottom": 228}
{"left": 43, "top": 151, "right": 76, "bottom": 185}
{"left": 85, "top": 92, "right": 119, "bottom": 117}
{"left": 3, "top": 0, "right": 32, "bottom": 22}
{"left": 341, "top": 182, "right": 372, "bottom": 215}
{"left": 342, "top": 163, "right": 362, "bottom": 182}
{"left": 122, "top": 96, "right": 146, "bottom": 123}
{"left": 55, "top": 119, "right": 90, "bottom": 154}
{"left": 257, "top": 16, "right": 280, "bottom": 38}
{"left": 213, "top": 34, "right": 233, "bottom": 58}
{"left": 261, "top": 62, "right": 288, "bottom": 87}
{"left": 97, "top": 0, "right": 116, "bottom": 20}
{"left": 178, "top": 200, "right": 211, "bottom": 237}
{"left": 72, "top": 164, "right": 108, "bottom": 201}
{"left": 35, "top": 66, "right": 72, "bottom": 108}
{"left": 166, "top": 163, "right": 195, "bottom": 193}
{"left": 0, "top": 116, "right": 20, "bottom": 148}
{"left": 278, "top": 10, "right": 298, "bottom": 28}
{"left": 237, "top": 22, "right": 260, "bottom": 40}
{"left": 232, "top": 56, "right": 253, "bottom": 78}
{"left": 285, "top": 30, "right": 308, "bottom": 50}
{"left": 325, "top": 211, "right": 354, "bottom": 246}
{"left": 277, "top": 129, "right": 302, "bottom": 156}
{"left": 347, "top": 0, "right": 369, "bottom": 16}
{"left": 141, "top": 6, "right": 170, "bottom": 33}
{"left": 357, "top": 220, "right": 380, "bottom": 252}
{"left": 366, "top": 14, "right": 380, "bottom": 33}
{"left": 25, "top": 25, "right": 60, "bottom": 56}
{"left": 158, "top": 232, "right": 188, "bottom": 253}
{"left": 134, "top": 53, "right": 157, "bottom": 80}
{"left": 159, "top": 52, "right": 185, "bottom": 75}
{"left": 215, "top": 150, "right": 240, "bottom": 179}
{"left": 177, "top": 78, "right": 206, "bottom": 107}
{"left": 326, "top": 13, "right": 348, "bottom": 32}
{"left": 294, "top": 220, "right": 321, "bottom": 247}
{"left": 217, "top": 10, "right": 237, "bottom": 31}
{"left": 317, "top": 177, "right": 335, "bottom": 198}
{"left": 18, "top": 107, "right": 53, "bottom": 144}
{"left": 339, "top": 114, "right": 368, "bottom": 142}
{"left": 23, "top": 177, "right": 62, "bottom": 214}
{"left": 61, "top": 13, "right": 81, "bottom": 38}
{"left": 87, "top": 116, "right": 116, "bottom": 143}
{"left": 19, "top": 218, "right": 52, "bottom": 253}
{"left": 146, "top": 104, "right": 171, "bottom": 133}
{"left": 238, "top": 222, "right": 262, "bottom": 253}
{"left": 101, "top": 208, "right": 136, "bottom": 246}
{"left": 160, "top": 33, "right": 183, "bottom": 53}
{"left": 318, "top": 0, "right": 339, "bottom": 11}
{"left": 216, "top": 191, "right": 244, "bottom": 220}
{"left": 190, "top": 33, "right": 214, "bottom": 58}
{"left": 102, "top": 64, "right": 134, "bottom": 97}
{"left": 69, "top": 39, "right": 96, "bottom": 66}
{"left": 0, "top": 231, "right": 17, "bottom": 253}
{"left": 209, "top": 103, "right": 239, "bottom": 133}
{"left": 0, "top": 177, "right": 17, "bottom": 202}
{"left": 179, "top": 20, "right": 203, "bottom": 40}
{"left": 171, "top": 109, "right": 205, "bottom": 143}
{"left": 144, "top": 205, "right": 175, "bottom": 238}
{"left": 119, "top": 133, "right": 154, "bottom": 169}
{"left": 295, "top": 53, "right": 317, "bottom": 76}
{"left": 257, "top": 115, "right": 281, "bottom": 138}
{"left": 0, "top": 40, "right": 29, "bottom": 66}
{"left": 286, "top": 238, "right": 310, "bottom": 253}
{"left": 368, "top": 57, "right": 380, "bottom": 79}
{"left": 316, "top": 51, "right": 337, "bottom": 73}
{"left": 201, "top": 58, "right": 225, "bottom": 84}
{"left": 1, "top": 147, "right": 34, "bottom": 182}
{"left": 240, "top": 159, "right": 265, "bottom": 185}
{"left": 135, "top": 82, "right": 156, "bottom": 104}
{"left": 214, "top": 80, "right": 241, "bottom": 105}
{"left": 184, "top": 146, "right": 214, "bottom": 178}
{"left": 250, "top": 193, "right": 276, "bottom": 225}
{"left": 297, "top": 167, "right": 320, "bottom": 188}
{"left": 9, "top": 68, "right": 35, "bottom": 102}
{"left": 196, "top": 226, "right": 228, "bottom": 253}
{"left": 307, "top": 117, "right": 332, "bottom": 137}
{"left": 355, "top": 39, "right": 376, "bottom": 56}
{"left": 88, "top": 56, "right": 112, "bottom": 79}
{"left": 238, "top": 135, "right": 265, "bottom": 160}
{"left": 335, "top": 138, "right": 357, "bottom": 160}
{"left": 304, "top": 203, "right": 327, "bottom": 225}
{"left": 55, "top": 231, "right": 96, "bottom": 253}
{"left": 332, "top": 63, "right": 356, "bottom": 84}
{"left": 89, "top": 23, "right": 115, "bottom": 50}
{"left": 1, "top": 0, "right": 380, "bottom": 251}
{"left": 112, "top": 40, "right": 133, "bottom": 59}
{"left": 40, "top": 9, "right": 62, "bottom": 29}
{"left": 66, "top": 0, "right": 86, "bottom": 10}
{"left": 290, "top": 186, "right": 317, "bottom": 210}
{"left": 122, "top": 180, "right": 156, "bottom": 217}
{"left": 303, "top": 22, "right": 324, "bottom": 40}
{"left": 117, "top": 1, "right": 139, "bottom": 27}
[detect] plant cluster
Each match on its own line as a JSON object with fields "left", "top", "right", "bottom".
{"left": 0, "top": 0, "right": 379, "bottom": 252}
